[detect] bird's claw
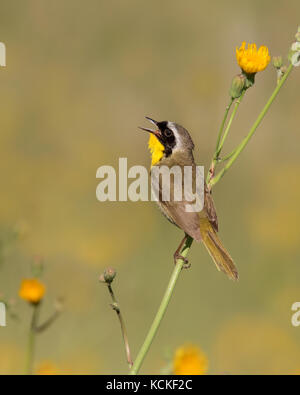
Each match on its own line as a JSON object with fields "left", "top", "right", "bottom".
{"left": 174, "top": 253, "right": 191, "bottom": 269}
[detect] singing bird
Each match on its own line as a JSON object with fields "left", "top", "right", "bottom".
{"left": 140, "top": 117, "right": 238, "bottom": 281}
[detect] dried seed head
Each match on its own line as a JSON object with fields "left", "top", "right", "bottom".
{"left": 99, "top": 268, "right": 117, "bottom": 284}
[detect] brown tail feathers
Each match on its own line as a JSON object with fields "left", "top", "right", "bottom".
{"left": 200, "top": 219, "right": 239, "bottom": 281}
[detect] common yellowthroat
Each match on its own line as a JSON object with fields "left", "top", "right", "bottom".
{"left": 140, "top": 117, "right": 238, "bottom": 281}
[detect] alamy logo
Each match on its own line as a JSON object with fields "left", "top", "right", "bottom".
{"left": 0, "top": 42, "right": 6, "bottom": 67}
{"left": 291, "top": 302, "right": 300, "bottom": 327}
{"left": 0, "top": 302, "right": 6, "bottom": 327}
{"left": 96, "top": 158, "right": 205, "bottom": 213}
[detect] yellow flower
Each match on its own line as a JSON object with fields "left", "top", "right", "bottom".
{"left": 173, "top": 345, "right": 208, "bottom": 375}
{"left": 236, "top": 42, "right": 271, "bottom": 74}
{"left": 19, "top": 278, "right": 46, "bottom": 304}
{"left": 36, "top": 362, "right": 58, "bottom": 375}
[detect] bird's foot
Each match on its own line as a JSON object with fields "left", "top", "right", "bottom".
{"left": 173, "top": 253, "right": 191, "bottom": 269}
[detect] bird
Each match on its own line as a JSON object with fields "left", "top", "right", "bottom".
{"left": 139, "top": 117, "right": 238, "bottom": 281}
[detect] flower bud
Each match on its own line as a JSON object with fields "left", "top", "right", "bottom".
{"left": 295, "top": 32, "right": 300, "bottom": 42}
{"left": 291, "top": 42, "right": 300, "bottom": 52}
{"left": 229, "top": 74, "right": 246, "bottom": 99}
{"left": 104, "top": 268, "right": 117, "bottom": 283}
{"left": 99, "top": 268, "right": 117, "bottom": 284}
{"left": 291, "top": 52, "right": 300, "bottom": 67}
{"left": 272, "top": 56, "right": 283, "bottom": 69}
{"left": 288, "top": 41, "right": 300, "bottom": 67}
{"left": 280, "top": 65, "right": 287, "bottom": 74}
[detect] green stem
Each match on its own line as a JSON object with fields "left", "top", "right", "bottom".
{"left": 35, "top": 309, "right": 61, "bottom": 333}
{"left": 206, "top": 98, "right": 234, "bottom": 184}
{"left": 210, "top": 63, "right": 293, "bottom": 188}
{"left": 216, "top": 90, "right": 246, "bottom": 156}
{"left": 219, "top": 148, "right": 237, "bottom": 162}
{"left": 25, "top": 304, "right": 40, "bottom": 375}
{"left": 129, "top": 236, "right": 193, "bottom": 375}
{"left": 215, "top": 98, "right": 234, "bottom": 152}
{"left": 107, "top": 284, "right": 133, "bottom": 369}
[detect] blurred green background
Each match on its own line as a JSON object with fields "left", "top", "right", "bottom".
{"left": 0, "top": 0, "right": 300, "bottom": 375}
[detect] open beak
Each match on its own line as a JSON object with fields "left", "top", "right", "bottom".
{"left": 139, "top": 117, "right": 162, "bottom": 138}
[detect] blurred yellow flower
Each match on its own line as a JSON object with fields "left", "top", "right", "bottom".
{"left": 36, "top": 362, "right": 58, "bottom": 375}
{"left": 236, "top": 42, "right": 271, "bottom": 74}
{"left": 19, "top": 279, "right": 46, "bottom": 304}
{"left": 173, "top": 345, "right": 208, "bottom": 375}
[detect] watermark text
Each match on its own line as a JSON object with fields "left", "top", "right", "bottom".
{"left": 0, "top": 42, "right": 6, "bottom": 67}
{"left": 291, "top": 302, "right": 300, "bottom": 327}
{"left": 0, "top": 302, "right": 6, "bottom": 327}
{"left": 96, "top": 158, "right": 204, "bottom": 213}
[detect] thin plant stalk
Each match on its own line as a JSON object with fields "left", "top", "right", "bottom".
{"left": 24, "top": 301, "right": 61, "bottom": 375}
{"left": 206, "top": 98, "right": 234, "bottom": 184}
{"left": 35, "top": 310, "right": 61, "bottom": 333}
{"left": 215, "top": 98, "right": 234, "bottom": 153}
{"left": 207, "top": 92, "right": 246, "bottom": 186}
{"left": 108, "top": 283, "right": 133, "bottom": 369}
{"left": 25, "top": 304, "right": 40, "bottom": 375}
{"left": 210, "top": 63, "right": 293, "bottom": 188}
{"left": 219, "top": 147, "right": 238, "bottom": 162}
{"left": 129, "top": 236, "right": 193, "bottom": 375}
{"left": 217, "top": 90, "right": 246, "bottom": 156}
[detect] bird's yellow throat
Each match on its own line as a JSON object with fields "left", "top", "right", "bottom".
{"left": 148, "top": 134, "right": 164, "bottom": 166}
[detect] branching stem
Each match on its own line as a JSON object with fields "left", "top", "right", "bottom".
{"left": 107, "top": 284, "right": 133, "bottom": 369}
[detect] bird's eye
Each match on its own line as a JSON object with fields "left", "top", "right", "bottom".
{"left": 164, "top": 128, "right": 173, "bottom": 138}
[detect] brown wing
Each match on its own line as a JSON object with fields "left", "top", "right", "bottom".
{"left": 204, "top": 184, "right": 219, "bottom": 232}
{"left": 151, "top": 159, "right": 217, "bottom": 241}
{"left": 152, "top": 163, "right": 202, "bottom": 241}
